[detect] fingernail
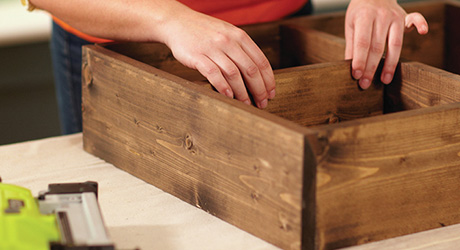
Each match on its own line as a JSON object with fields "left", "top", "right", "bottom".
{"left": 360, "top": 78, "right": 371, "bottom": 89}
{"left": 225, "top": 89, "right": 233, "bottom": 98}
{"left": 258, "top": 99, "right": 268, "bottom": 109}
{"left": 382, "top": 73, "right": 392, "bottom": 84}
{"left": 269, "top": 89, "right": 276, "bottom": 99}
{"left": 353, "top": 70, "right": 363, "bottom": 80}
{"left": 243, "top": 100, "right": 251, "bottom": 105}
{"left": 421, "top": 25, "right": 428, "bottom": 33}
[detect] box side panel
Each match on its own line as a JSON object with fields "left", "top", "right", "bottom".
{"left": 266, "top": 61, "right": 383, "bottom": 127}
{"left": 82, "top": 46, "right": 310, "bottom": 250}
{"left": 385, "top": 62, "right": 460, "bottom": 112}
{"left": 283, "top": 13, "right": 345, "bottom": 38}
{"left": 313, "top": 103, "right": 460, "bottom": 250}
{"left": 280, "top": 25, "right": 345, "bottom": 65}
{"left": 104, "top": 43, "right": 206, "bottom": 82}
{"left": 242, "top": 21, "right": 283, "bottom": 69}
{"left": 400, "top": 1, "right": 445, "bottom": 68}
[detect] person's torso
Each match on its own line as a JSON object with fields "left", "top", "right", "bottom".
{"left": 180, "top": 0, "right": 308, "bottom": 25}
{"left": 55, "top": 0, "right": 309, "bottom": 43}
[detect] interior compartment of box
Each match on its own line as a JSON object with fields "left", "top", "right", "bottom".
{"left": 102, "top": 41, "right": 460, "bottom": 128}
{"left": 103, "top": 41, "right": 383, "bottom": 127}
{"left": 283, "top": 1, "right": 460, "bottom": 74}
{"left": 102, "top": 16, "right": 345, "bottom": 80}
{"left": 102, "top": 1, "right": 460, "bottom": 129}
{"left": 104, "top": 1, "right": 459, "bottom": 73}
{"left": 104, "top": 19, "right": 297, "bottom": 81}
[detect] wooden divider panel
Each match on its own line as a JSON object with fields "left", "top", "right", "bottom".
{"left": 283, "top": 13, "right": 345, "bottom": 38}
{"left": 280, "top": 25, "right": 345, "bottom": 65}
{"left": 266, "top": 61, "right": 383, "bottom": 127}
{"left": 385, "top": 62, "right": 460, "bottom": 112}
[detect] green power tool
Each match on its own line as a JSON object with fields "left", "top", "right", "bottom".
{"left": 0, "top": 179, "right": 114, "bottom": 250}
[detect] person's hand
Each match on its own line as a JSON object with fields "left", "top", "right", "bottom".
{"left": 159, "top": 7, "right": 275, "bottom": 109}
{"left": 345, "top": 0, "right": 429, "bottom": 89}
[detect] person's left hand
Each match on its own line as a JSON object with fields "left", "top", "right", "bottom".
{"left": 345, "top": 0, "right": 429, "bottom": 89}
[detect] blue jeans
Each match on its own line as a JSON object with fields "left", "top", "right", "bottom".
{"left": 50, "top": 21, "right": 91, "bottom": 135}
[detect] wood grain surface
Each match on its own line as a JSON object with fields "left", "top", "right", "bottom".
{"left": 82, "top": 45, "right": 317, "bottom": 250}
{"left": 82, "top": 2, "right": 460, "bottom": 249}
{"left": 280, "top": 25, "right": 345, "bottom": 65}
{"left": 385, "top": 61, "right": 460, "bottom": 113}
{"left": 266, "top": 61, "right": 382, "bottom": 127}
{"left": 312, "top": 102, "right": 460, "bottom": 250}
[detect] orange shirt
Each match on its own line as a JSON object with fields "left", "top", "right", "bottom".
{"left": 54, "top": 0, "right": 308, "bottom": 43}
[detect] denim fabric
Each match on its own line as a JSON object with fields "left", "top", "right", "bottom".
{"left": 50, "top": 21, "right": 91, "bottom": 135}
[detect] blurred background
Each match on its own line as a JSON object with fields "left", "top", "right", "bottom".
{"left": 0, "top": 0, "right": 433, "bottom": 145}
{"left": 1, "top": 0, "right": 57, "bottom": 145}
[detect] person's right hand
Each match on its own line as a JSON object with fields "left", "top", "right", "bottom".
{"left": 32, "top": 0, "right": 275, "bottom": 108}
{"left": 158, "top": 7, "right": 276, "bottom": 109}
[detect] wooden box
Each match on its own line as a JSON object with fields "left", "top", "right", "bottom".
{"left": 82, "top": 1, "right": 460, "bottom": 249}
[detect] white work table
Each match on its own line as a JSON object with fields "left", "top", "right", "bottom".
{"left": 0, "top": 134, "right": 279, "bottom": 250}
{"left": 1, "top": 134, "right": 460, "bottom": 250}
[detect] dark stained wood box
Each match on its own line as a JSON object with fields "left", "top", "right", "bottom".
{"left": 82, "top": 1, "right": 460, "bottom": 249}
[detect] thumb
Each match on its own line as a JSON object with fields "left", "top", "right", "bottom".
{"left": 405, "top": 12, "right": 429, "bottom": 35}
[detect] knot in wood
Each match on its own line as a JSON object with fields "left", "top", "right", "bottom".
{"left": 328, "top": 113, "right": 339, "bottom": 124}
{"left": 185, "top": 134, "right": 193, "bottom": 150}
{"left": 133, "top": 118, "right": 141, "bottom": 126}
{"left": 156, "top": 125, "right": 164, "bottom": 133}
{"left": 251, "top": 192, "right": 260, "bottom": 202}
{"left": 82, "top": 62, "right": 93, "bottom": 87}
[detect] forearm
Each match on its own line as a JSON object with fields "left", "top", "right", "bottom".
{"left": 30, "top": 0, "right": 191, "bottom": 43}
{"left": 32, "top": 0, "right": 276, "bottom": 108}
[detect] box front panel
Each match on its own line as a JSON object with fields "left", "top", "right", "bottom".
{"left": 82, "top": 46, "right": 312, "bottom": 250}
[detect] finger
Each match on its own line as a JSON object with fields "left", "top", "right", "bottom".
{"left": 405, "top": 12, "right": 429, "bottom": 35}
{"left": 351, "top": 16, "right": 374, "bottom": 81}
{"left": 193, "top": 55, "right": 234, "bottom": 99}
{"left": 359, "top": 18, "right": 391, "bottom": 89}
{"left": 381, "top": 21, "right": 404, "bottom": 84}
{"left": 344, "top": 14, "right": 354, "bottom": 60}
{"left": 238, "top": 31, "right": 276, "bottom": 100}
{"left": 210, "top": 52, "right": 251, "bottom": 105}
{"left": 226, "top": 43, "right": 269, "bottom": 109}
